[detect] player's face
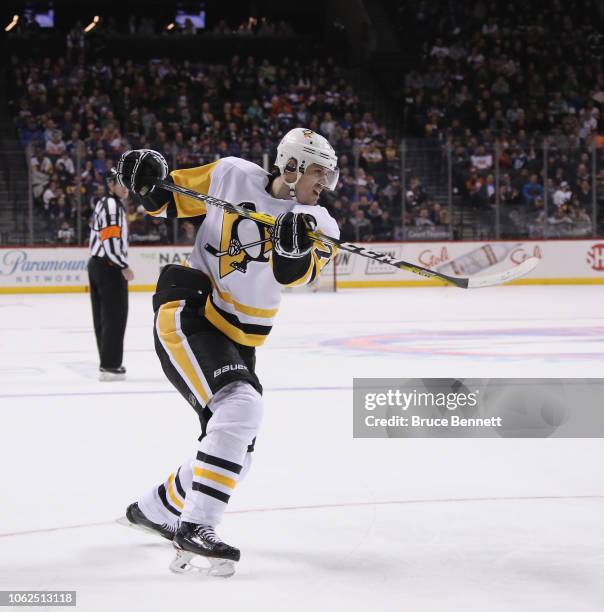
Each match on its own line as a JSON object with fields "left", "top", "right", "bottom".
{"left": 296, "top": 164, "right": 331, "bottom": 205}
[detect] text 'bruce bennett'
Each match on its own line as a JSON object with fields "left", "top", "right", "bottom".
{"left": 365, "top": 415, "right": 503, "bottom": 428}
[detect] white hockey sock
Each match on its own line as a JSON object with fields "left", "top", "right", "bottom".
{"left": 181, "top": 381, "right": 263, "bottom": 526}
{"left": 138, "top": 453, "right": 253, "bottom": 527}
{"left": 138, "top": 381, "right": 261, "bottom": 528}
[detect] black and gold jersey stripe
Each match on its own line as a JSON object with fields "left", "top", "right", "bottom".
{"left": 204, "top": 294, "right": 272, "bottom": 347}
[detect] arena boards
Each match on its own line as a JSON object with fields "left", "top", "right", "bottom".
{"left": 0, "top": 239, "right": 603, "bottom": 293}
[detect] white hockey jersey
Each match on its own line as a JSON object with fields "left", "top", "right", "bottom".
{"left": 148, "top": 156, "right": 339, "bottom": 347}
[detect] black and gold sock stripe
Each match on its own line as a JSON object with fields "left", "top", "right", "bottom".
{"left": 174, "top": 467, "right": 186, "bottom": 498}
{"left": 157, "top": 468, "right": 187, "bottom": 517}
{"left": 191, "top": 451, "right": 241, "bottom": 504}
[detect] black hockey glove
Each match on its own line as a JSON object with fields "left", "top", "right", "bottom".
{"left": 116, "top": 149, "right": 169, "bottom": 196}
{"left": 272, "top": 212, "right": 317, "bottom": 258}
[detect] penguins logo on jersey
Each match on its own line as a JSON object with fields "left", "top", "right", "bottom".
{"left": 205, "top": 202, "right": 272, "bottom": 278}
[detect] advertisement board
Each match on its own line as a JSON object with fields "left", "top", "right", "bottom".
{"left": 1, "top": 240, "right": 603, "bottom": 293}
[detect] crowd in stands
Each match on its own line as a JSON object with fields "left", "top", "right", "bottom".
{"left": 10, "top": 51, "right": 413, "bottom": 244}
{"left": 9, "top": 0, "right": 604, "bottom": 245}
{"left": 392, "top": 0, "right": 603, "bottom": 236}
{"left": 210, "top": 16, "right": 295, "bottom": 38}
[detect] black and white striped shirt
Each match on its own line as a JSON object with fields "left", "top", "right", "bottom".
{"left": 89, "top": 196, "right": 129, "bottom": 268}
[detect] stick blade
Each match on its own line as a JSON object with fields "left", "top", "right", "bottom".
{"left": 467, "top": 256, "right": 540, "bottom": 289}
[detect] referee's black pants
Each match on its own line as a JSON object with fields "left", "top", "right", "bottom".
{"left": 88, "top": 256, "right": 128, "bottom": 369}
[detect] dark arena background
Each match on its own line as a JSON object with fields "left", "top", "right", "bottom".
{"left": 0, "top": 1, "right": 603, "bottom": 610}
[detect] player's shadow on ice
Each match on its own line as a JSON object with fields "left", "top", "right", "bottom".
{"left": 76, "top": 540, "right": 171, "bottom": 564}
{"left": 2, "top": 543, "right": 168, "bottom": 583}
{"left": 250, "top": 547, "right": 398, "bottom": 576}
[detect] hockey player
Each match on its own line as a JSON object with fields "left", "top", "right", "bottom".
{"left": 116, "top": 128, "right": 339, "bottom": 576}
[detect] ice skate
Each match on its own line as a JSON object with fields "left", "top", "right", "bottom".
{"left": 99, "top": 366, "right": 126, "bottom": 382}
{"left": 170, "top": 521, "right": 240, "bottom": 578}
{"left": 116, "top": 502, "right": 176, "bottom": 541}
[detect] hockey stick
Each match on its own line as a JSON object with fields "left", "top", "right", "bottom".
{"left": 155, "top": 179, "right": 539, "bottom": 289}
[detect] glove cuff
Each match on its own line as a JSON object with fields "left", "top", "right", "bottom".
{"left": 273, "top": 241, "right": 312, "bottom": 258}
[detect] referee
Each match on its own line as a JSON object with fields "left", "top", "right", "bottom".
{"left": 88, "top": 169, "right": 133, "bottom": 381}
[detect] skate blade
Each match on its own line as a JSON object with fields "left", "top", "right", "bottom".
{"left": 115, "top": 516, "right": 168, "bottom": 541}
{"left": 169, "top": 549, "right": 236, "bottom": 578}
{"left": 99, "top": 372, "right": 126, "bottom": 382}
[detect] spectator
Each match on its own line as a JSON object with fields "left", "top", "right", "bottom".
{"left": 31, "top": 150, "right": 53, "bottom": 173}
{"left": 405, "top": 177, "right": 427, "bottom": 208}
{"left": 429, "top": 202, "right": 444, "bottom": 225}
{"left": 548, "top": 207, "right": 572, "bottom": 226}
{"left": 42, "top": 180, "right": 61, "bottom": 211}
{"left": 46, "top": 130, "right": 66, "bottom": 157}
{"left": 437, "top": 205, "right": 450, "bottom": 226}
{"left": 465, "top": 167, "right": 486, "bottom": 208}
{"left": 349, "top": 209, "right": 373, "bottom": 240}
{"left": 485, "top": 175, "right": 496, "bottom": 204}
{"left": 366, "top": 201, "right": 383, "bottom": 224}
{"left": 523, "top": 174, "right": 544, "bottom": 205}
{"left": 57, "top": 221, "right": 75, "bottom": 244}
{"left": 553, "top": 181, "right": 572, "bottom": 208}
{"left": 470, "top": 146, "right": 493, "bottom": 171}
{"left": 415, "top": 208, "right": 435, "bottom": 227}
{"left": 576, "top": 180, "right": 592, "bottom": 208}
{"left": 55, "top": 152, "right": 75, "bottom": 181}
{"left": 179, "top": 221, "right": 197, "bottom": 245}
{"left": 571, "top": 206, "right": 592, "bottom": 232}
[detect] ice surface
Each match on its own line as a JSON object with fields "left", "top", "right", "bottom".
{"left": 0, "top": 286, "right": 603, "bottom": 611}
